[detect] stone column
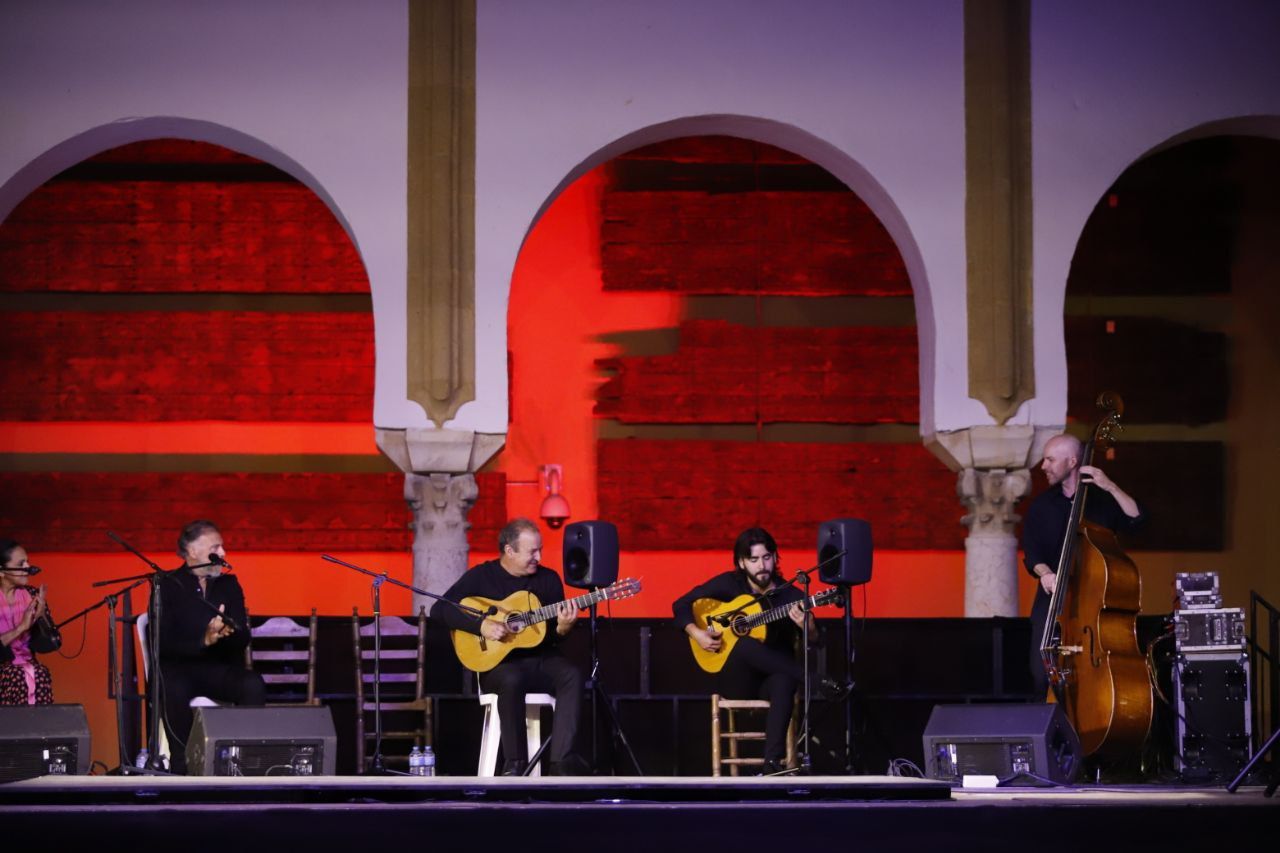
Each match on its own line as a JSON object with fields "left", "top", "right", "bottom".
{"left": 958, "top": 467, "right": 1030, "bottom": 617}
{"left": 377, "top": 427, "right": 505, "bottom": 612}
{"left": 926, "top": 425, "right": 1057, "bottom": 616}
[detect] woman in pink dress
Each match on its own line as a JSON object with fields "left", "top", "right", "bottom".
{"left": 0, "top": 538, "right": 57, "bottom": 705}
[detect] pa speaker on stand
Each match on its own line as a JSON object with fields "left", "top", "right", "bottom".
{"left": 560, "top": 520, "right": 641, "bottom": 774}
{"left": 817, "top": 518, "right": 872, "bottom": 773}
{"left": 563, "top": 520, "right": 619, "bottom": 589}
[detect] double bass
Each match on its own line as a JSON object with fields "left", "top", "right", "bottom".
{"left": 1039, "top": 392, "right": 1153, "bottom": 760}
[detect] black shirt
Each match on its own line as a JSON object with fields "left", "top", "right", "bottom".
{"left": 672, "top": 570, "right": 806, "bottom": 654}
{"left": 1021, "top": 483, "right": 1147, "bottom": 581}
{"left": 155, "top": 567, "right": 251, "bottom": 665}
{"left": 431, "top": 559, "right": 568, "bottom": 651}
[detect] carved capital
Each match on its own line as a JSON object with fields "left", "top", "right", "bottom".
{"left": 958, "top": 467, "right": 1032, "bottom": 537}
{"left": 405, "top": 471, "right": 479, "bottom": 603}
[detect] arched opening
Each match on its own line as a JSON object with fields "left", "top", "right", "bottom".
{"left": 1062, "top": 133, "right": 1280, "bottom": 616}
{"left": 0, "top": 136, "right": 410, "bottom": 767}
{"left": 502, "top": 133, "right": 964, "bottom": 620}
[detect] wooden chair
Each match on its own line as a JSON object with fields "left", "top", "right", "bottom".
{"left": 710, "top": 694, "right": 796, "bottom": 776}
{"left": 246, "top": 609, "right": 319, "bottom": 706}
{"left": 351, "top": 607, "right": 432, "bottom": 773}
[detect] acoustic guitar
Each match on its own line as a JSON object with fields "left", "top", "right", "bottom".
{"left": 689, "top": 587, "right": 843, "bottom": 673}
{"left": 451, "top": 577, "right": 642, "bottom": 672}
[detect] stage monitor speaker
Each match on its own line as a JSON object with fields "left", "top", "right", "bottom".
{"left": 922, "top": 703, "right": 1080, "bottom": 785}
{"left": 186, "top": 706, "right": 336, "bottom": 776}
{"left": 562, "top": 520, "right": 619, "bottom": 589}
{"left": 0, "top": 703, "right": 91, "bottom": 781}
{"left": 817, "top": 518, "right": 872, "bottom": 586}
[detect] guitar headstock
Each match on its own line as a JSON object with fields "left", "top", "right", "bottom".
{"left": 814, "top": 587, "right": 845, "bottom": 607}
{"left": 603, "top": 577, "right": 642, "bottom": 600}
{"left": 1092, "top": 391, "right": 1125, "bottom": 450}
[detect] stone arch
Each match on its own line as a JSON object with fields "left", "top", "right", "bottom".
{"left": 0, "top": 116, "right": 363, "bottom": 265}
{"left": 515, "top": 114, "right": 938, "bottom": 428}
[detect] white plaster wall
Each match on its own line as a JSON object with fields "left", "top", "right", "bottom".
{"left": 1029, "top": 0, "right": 1280, "bottom": 428}
{"left": 5, "top": 1, "right": 1278, "bottom": 438}
{"left": 474, "top": 0, "right": 973, "bottom": 436}
{"left": 0, "top": 0, "right": 412, "bottom": 425}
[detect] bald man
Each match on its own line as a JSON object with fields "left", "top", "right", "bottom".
{"left": 1021, "top": 434, "right": 1146, "bottom": 699}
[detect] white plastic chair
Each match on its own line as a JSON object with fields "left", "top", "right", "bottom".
{"left": 477, "top": 692, "right": 556, "bottom": 777}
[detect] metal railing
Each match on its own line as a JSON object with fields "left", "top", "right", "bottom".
{"left": 1248, "top": 591, "right": 1280, "bottom": 752}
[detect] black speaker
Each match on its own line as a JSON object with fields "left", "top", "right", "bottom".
{"left": 0, "top": 703, "right": 91, "bottom": 781}
{"left": 562, "top": 520, "right": 619, "bottom": 589}
{"left": 817, "top": 518, "right": 873, "bottom": 585}
{"left": 185, "top": 706, "right": 337, "bottom": 776}
{"left": 922, "top": 703, "right": 1081, "bottom": 785}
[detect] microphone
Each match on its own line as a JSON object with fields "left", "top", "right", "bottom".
{"left": 18, "top": 565, "right": 41, "bottom": 576}
{"left": 208, "top": 553, "right": 234, "bottom": 571}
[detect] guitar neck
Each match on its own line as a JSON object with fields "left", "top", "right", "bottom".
{"left": 524, "top": 586, "right": 614, "bottom": 626}
{"left": 738, "top": 591, "right": 830, "bottom": 631}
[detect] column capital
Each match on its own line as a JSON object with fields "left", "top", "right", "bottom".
{"left": 375, "top": 427, "right": 505, "bottom": 474}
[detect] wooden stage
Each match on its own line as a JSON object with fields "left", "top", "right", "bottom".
{"left": 2, "top": 774, "right": 1276, "bottom": 851}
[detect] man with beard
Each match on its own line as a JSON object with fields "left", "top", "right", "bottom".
{"left": 674, "top": 526, "right": 836, "bottom": 774}
{"left": 1021, "top": 434, "right": 1146, "bottom": 699}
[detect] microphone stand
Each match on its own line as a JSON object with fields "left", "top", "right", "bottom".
{"left": 56, "top": 576, "right": 152, "bottom": 772}
{"left": 321, "top": 554, "right": 490, "bottom": 775}
{"left": 773, "top": 548, "right": 847, "bottom": 777}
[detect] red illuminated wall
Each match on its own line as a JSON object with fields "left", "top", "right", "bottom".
{"left": 504, "top": 136, "right": 970, "bottom": 622}
{"left": 0, "top": 140, "right": 504, "bottom": 565}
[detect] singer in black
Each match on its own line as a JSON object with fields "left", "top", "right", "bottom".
{"left": 154, "top": 520, "right": 265, "bottom": 773}
{"left": 1022, "top": 434, "right": 1146, "bottom": 699}
{"left": 432, "top": 518, "right": 588, "bottom": 776}
{"left": 673, "top": 527, "right": 830, "bottom": 774}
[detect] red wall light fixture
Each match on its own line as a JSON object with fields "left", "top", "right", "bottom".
{"left": 507, "top": 463, "right": 571, "bottom": 529}
{"left": 538, "top": 464, "right": 571, "bottom": 529}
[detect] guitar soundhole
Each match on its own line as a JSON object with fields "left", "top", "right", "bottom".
{"left": 728, "top": 615, "right": 750, "bottom": 638}
{"left": 506, "top": 615, "right": 527, "bottom": 633}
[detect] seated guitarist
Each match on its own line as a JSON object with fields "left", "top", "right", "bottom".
{"left": 674, "top": 527, "right": 836, "bottom": 775}
{"left": 431, "top": 518, "right": 589, "bottom": 776}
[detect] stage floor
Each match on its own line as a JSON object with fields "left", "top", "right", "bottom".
{"left": 3, "top": 773, "right": 1277, "bottom": 850}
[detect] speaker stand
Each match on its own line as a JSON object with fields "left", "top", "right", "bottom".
{"left": 841, "top": 585, "right": 859, "bottom": 774}
{"left": 587, "top": 602, "right": 643, "bottom": 775}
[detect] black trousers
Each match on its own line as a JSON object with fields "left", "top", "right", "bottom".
{"left": 159, "top": 660, "right": 266, "bottom": 773}
{"left": 717, "top": 638, "right": 802, "bottom": 764}
{"left": 1029, "top": 590, "right": 1051, "bottom": 700}
{"left": 479, "top": 651, "right": 582, "bottom": 767}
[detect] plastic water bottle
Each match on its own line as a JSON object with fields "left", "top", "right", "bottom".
{"left": 134, "top": 747, "right": 149, "bottom": 770}
{"left": 421, "top": 744, "right": 436, "bottom": 777}
{"left": 408, "top": 745, "right": 424, "bottom": 776}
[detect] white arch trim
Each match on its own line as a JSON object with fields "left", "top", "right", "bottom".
{"left": 0, "top": 116, "right": 363, "bottom": 266}
{"left": 513, "top": 114, "right": 939, "bottom": 432}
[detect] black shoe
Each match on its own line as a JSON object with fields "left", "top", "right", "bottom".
{"left": 755, "top": 759, "right": 786, "bottom": 776}
{"left": 819, "top": 677, "right": 852, "bottom": 701}
{"left": 501, "top": 759, "right": 528, "bottom": 776}
{"left": 547, "top": 753, "right": 592, "bottom": 776}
